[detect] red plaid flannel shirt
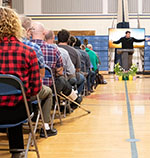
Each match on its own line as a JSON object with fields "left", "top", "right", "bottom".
{"left": 0, "top": 37, "right": 42, "bottom": 107}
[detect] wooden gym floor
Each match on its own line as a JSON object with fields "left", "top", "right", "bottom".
{"left": 1, "top": 75, "right": 150, "bottom": 158}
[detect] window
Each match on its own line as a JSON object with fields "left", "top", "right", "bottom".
{"left": 108, "top": 0, "right": 118, "bottom": 13}
{"left": 142, "top": 0, "right": 150, "bottom": 13}
{"left": 128, "top": 0, "right": 138, "bottom": 13}
{"left": 12, "top": 0, "right": 24, "bottom": 14}
{"left": 42, "top": 0, "right": 103, "bottom": 14}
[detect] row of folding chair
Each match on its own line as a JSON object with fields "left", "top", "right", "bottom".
{"left": 0, "top": 66, "right": 68, "bottom": 158}
{"left": 0, "top": 66, "right": 91, "bottom": 158}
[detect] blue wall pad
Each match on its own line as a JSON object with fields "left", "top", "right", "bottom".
{"left": 77, "top": 36, "right": 109, "bottom": 71}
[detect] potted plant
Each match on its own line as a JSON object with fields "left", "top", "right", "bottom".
{"left": 122, "top": 71, "right": 129, "bottom": 80}
{"left": 114, "top": 63, "right": 123, "bottom": 80}
{"left": 128, "top": 64, "right": 137, "bottom": 80}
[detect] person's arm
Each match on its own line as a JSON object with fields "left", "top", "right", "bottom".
{"left": 66, "top": 54, "right": 75, "bottom": 75}
{"left": 75, "top": 50, "right": 81, "bottom": 72}
{"left": 96, "top": 55, "right": 99, "bottom": 66}
{"left": 37, "top": 47, "right": 46, "bottom": 79}
{"left": 56, "top": 48, "right": 64, "bottom": 76}
{"left": 29, "top": 50, "right": 42, "bottom": 96}
{"left": 113, "top": 38, "right": 122, "bottom": 44}
{"left": 95, "top": 52, "right": 101, "bottom": 65}
{"left": 133, "top": 37, "right": 145, "bottom": 42}
{"left": 86, "top": 54, "right": 91, "bottom": 71}
{"left": 56, "top": 66, "right": 63, "bottom": 76}
{"left": 40, "top": 68, "right": 45, "bottom": 79}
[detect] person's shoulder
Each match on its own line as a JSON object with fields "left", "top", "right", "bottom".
{"left": 23, "top": 40, "right": 41, "bottom": 50}
{"left": 16, "top": 41, "right": 36, "bottom": 59}
{"left": 45, "top": 43, "right": 59, "bottom": 50}
{"left": 67, "top": 45, "right": 77, "bottom": 51}
{"left": 19, "top": 40, "right": 34, "bottom": 52}
{"left": 79, "top": 49, "right": 86, "bottom": 54}
{"left": 59, "top": 45, "right": 77, "bottom": 54}
{"left": 58, "top": 47, "right": 69, "bottom": 55}
{"left": 75, "top": 48, "right": 81, "bottom": 55}
{"left": 70, "top": 46, "right": 81, "bottom": 56}
{"left": 121, "top": 37, "right": 125, "bottom": 40}
{"left": 91, "top": 50, "right": 96, "bottom": 54}
{"left": 85, "top": 47, "right": 90, "bottom": 52}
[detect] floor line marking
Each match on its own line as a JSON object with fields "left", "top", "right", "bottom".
{"left": 125, "top": 81, "right": 139, "bottom": 158}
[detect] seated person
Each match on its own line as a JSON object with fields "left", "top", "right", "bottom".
{"left": 81, "top": 44, "right": 86, "bottom": 51}
{"left": 21, "top": 16, "right": 56, "bottom": 137}
{"left": 0, "top": 7, "right": 41, "bottom": 158}
{"left": 86, "top": 44, "right": 107, "bottom": 85}
{"left": 83, "top": 38, "right": 89, "bottom": 47}
{"left": 85, "top": 44, "right": 99, "bottom": 90}
{"left": 74, "top": 38, "right": 95, "bottom": 93}
{"left": 31, "top": 23, "right": 82, "bottom": 108}
{"left": 45, "top": 30, "right": 76, "bottom": 86}
{"left": 57, "top": 29, "right": 85, "bottom": 95}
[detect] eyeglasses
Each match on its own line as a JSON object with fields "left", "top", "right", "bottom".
{"left": 28, "top": 27, "right": 35, "bottom": 32}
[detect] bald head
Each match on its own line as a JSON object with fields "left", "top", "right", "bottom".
{"left": 32, "top": 22, "right": 46, "bottom": 40}
{"left": 45, "top": 30, "right": 55, "bottom": 44}
{"left": 87, "top": 44, "right": 93, "bottom": 50}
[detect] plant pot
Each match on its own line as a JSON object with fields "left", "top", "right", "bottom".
{"left": 115, "top": 76, "right": 119, "bottom": 80}
{"left": 123, "top": 76, "right": 129, "bottom": 80}
{"left": 129, "top": 75, "right": 133, "bottom": 81}
{"left": 119, "top": 76, "right": 122, "bottom": 81}
{"left": 133, "top": 76, "right": 136, "bottom": 80}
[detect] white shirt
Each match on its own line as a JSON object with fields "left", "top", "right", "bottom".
{"left": 58, "top": 47, "right": 75, "bottom": 76}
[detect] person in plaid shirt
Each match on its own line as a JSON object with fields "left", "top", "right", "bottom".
{"left": 0, "top": 7, "right": 41, "bottom": 158}
{"left": 31, "top": 22, "right": 82, "bottom": 106}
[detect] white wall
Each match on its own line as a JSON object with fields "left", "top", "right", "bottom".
{"left": 24, "top": 0, "right": 41, "bottom": 15}
{"left": 23, "top": 0, "right": 150, "bottom": 35}
{"left": 33, "top": 18, "right": 150, "bottom": 35}
{"left": 33, "top": 19, "right": 113, "bottom": 35}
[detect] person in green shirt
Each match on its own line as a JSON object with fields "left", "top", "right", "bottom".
{"left": 85, "top": 44, "right": 99, "bottom": 72}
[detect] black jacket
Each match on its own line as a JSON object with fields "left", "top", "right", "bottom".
{"left": 113, "top": 37, "right": 145, "bottom": 49}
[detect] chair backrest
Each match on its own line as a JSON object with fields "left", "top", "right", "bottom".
{"left": 0, "top": 74, "right": 31, "bottom": 126}
{"left": 44, "top": 65, "right": 58, "bottom": 100}
{"left": 0, "top": 74, "right": 40, "bottom": 157}
{"left": 44, "top": 65, "right": 55, "bottom": 85}
{"left": 0, "top": 74, "right": 22, "bottom": 96}
{"left": 45, "top": 66, "right": 52, "bottom": 78}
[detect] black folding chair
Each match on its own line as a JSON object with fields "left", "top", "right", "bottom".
{"left": 0, "top": 74, "right": 40, "bottom": 158}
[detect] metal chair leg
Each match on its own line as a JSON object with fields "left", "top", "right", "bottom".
{"left": 26, "top": 117, "right": 40, "bottom": 158}
{"left": 23, "top": 95, "right": 40, "bottom": 158}
{"left": 60, "top": 93, "right": 91, "bottom": 114}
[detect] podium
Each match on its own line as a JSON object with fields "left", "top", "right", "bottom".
{"left": 117, "top": 49, "right": 134, "bottom": 70}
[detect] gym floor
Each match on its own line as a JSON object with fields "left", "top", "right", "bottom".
{"left": 1, "top": 75, "right": 150, "bottom": 158}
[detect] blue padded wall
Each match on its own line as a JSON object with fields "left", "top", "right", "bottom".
{"left": 76, "top": 36, "right": 109, "bottom": 71}
{"left": 144, "top": 36, "right": 150, "bottom": 71}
